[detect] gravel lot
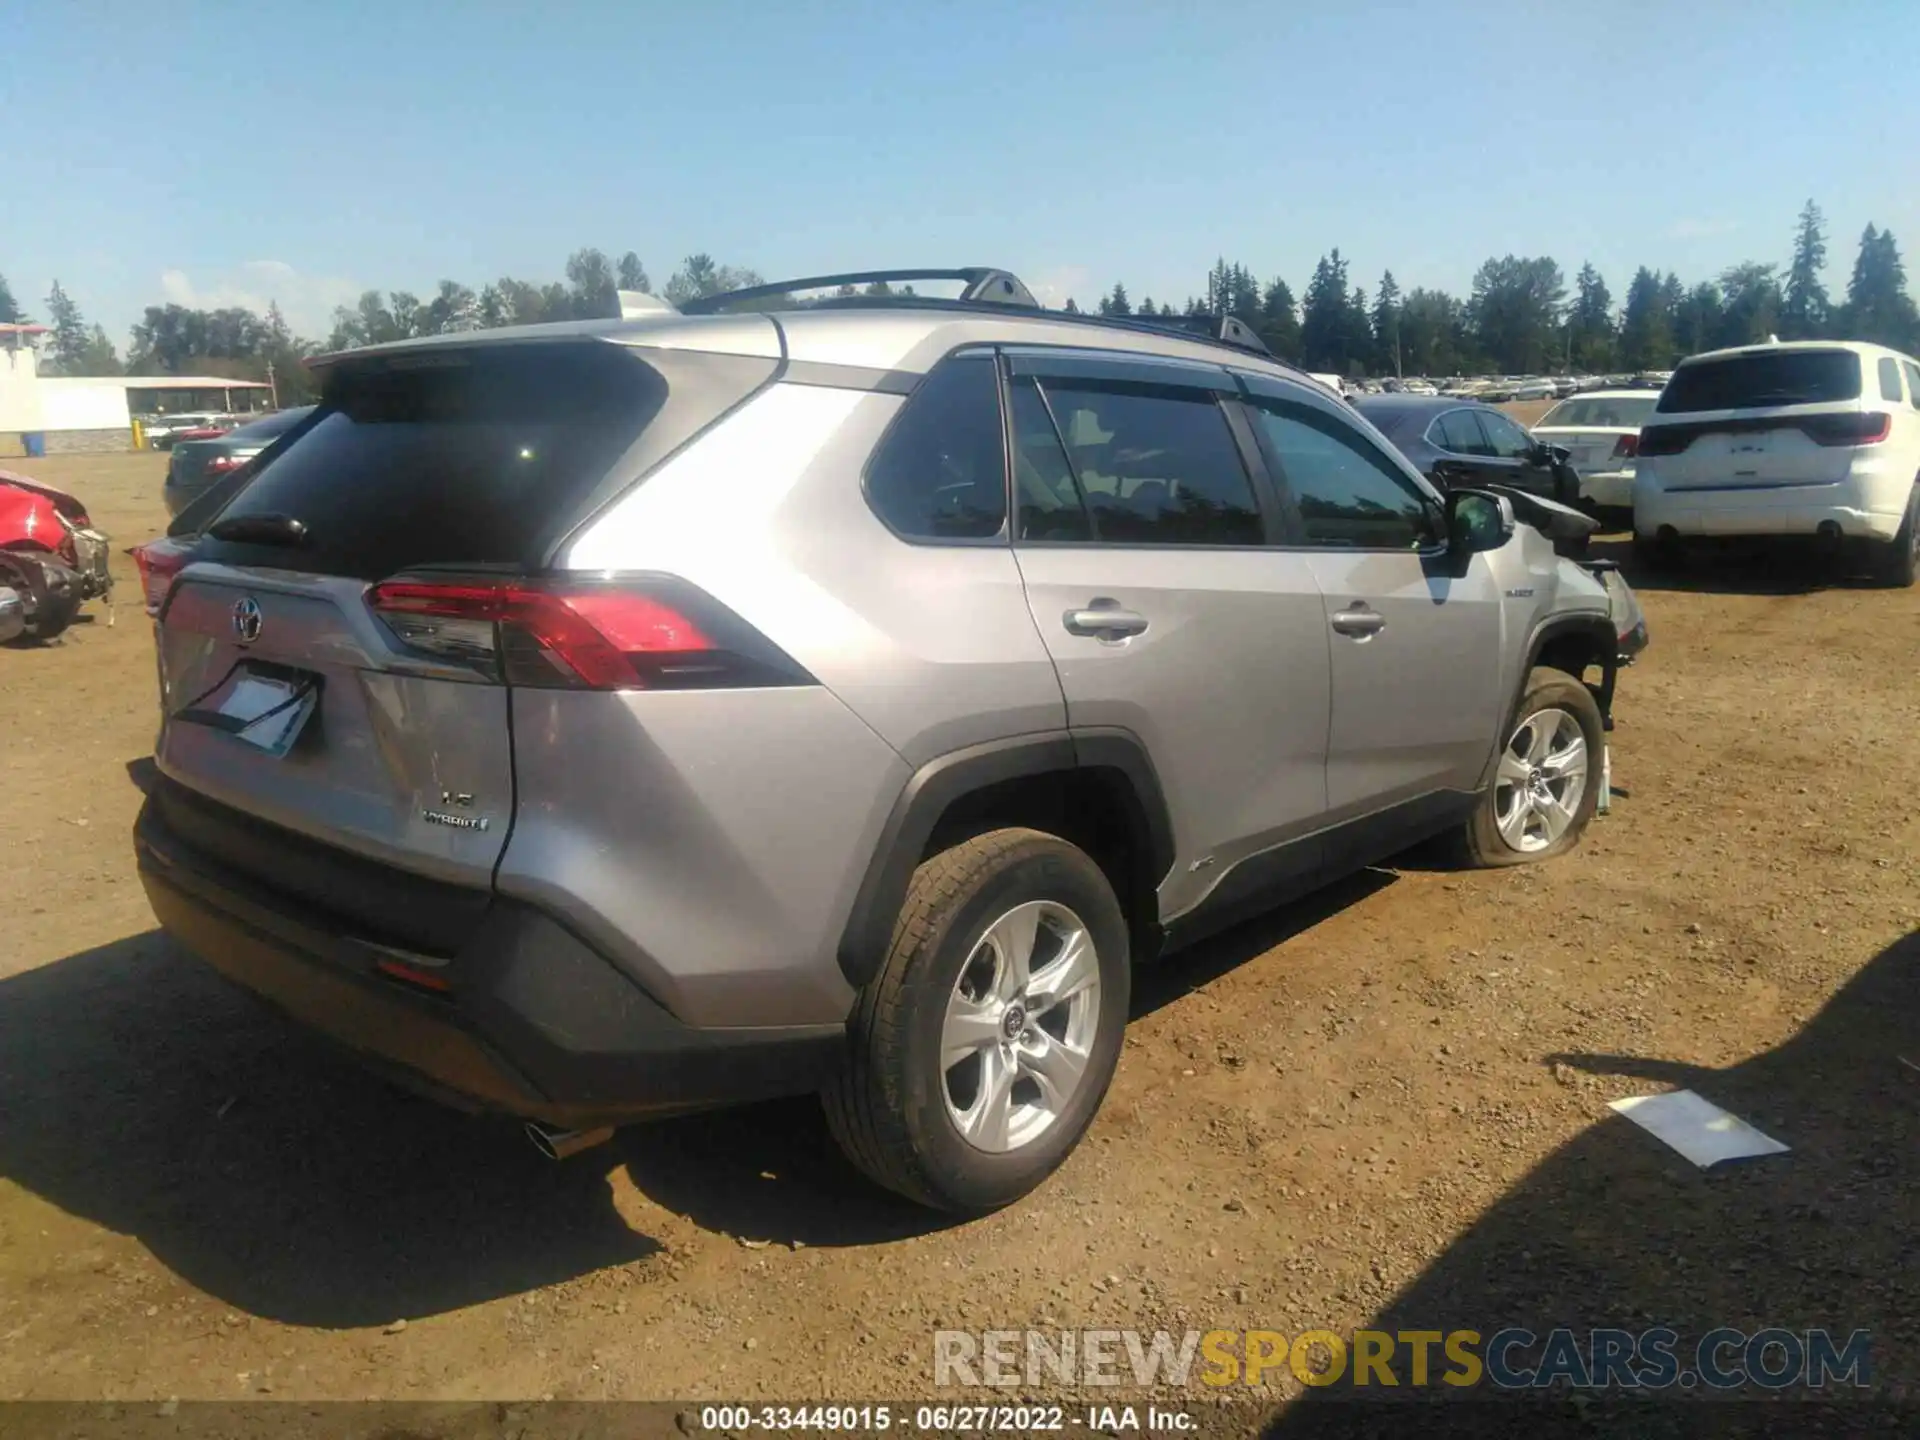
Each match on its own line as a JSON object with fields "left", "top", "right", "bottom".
{"left": 1, "top": 446, "right": 1916, "bottom": 1429}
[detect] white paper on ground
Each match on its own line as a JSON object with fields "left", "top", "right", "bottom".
{"left": 1608, "top": 1090, "right": 1790, "bottom": 1168}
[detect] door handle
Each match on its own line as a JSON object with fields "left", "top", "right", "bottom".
{"left": 1330, "top": 603, "right": 1386, "bottom": 638}
{"left": 1063, "top": 603, "right": 1149, "bottom": 639}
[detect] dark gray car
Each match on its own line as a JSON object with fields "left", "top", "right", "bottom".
{"left": 163, "top": 407, "right": 315, "bottom": 518}
{"left": 1354, "top": 394, "right": 1579, "bottom": 507}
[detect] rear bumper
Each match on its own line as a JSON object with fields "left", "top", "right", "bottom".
{"left": 1635, "top": 480, "right": 1903, "bottom": 541}
{"left": 134, "top": 795, "right": 845, "bottom": 1127}
{"left": 1577, "top": 468, "right": 1635, "bottom": 510}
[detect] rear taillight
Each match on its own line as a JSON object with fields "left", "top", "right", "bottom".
{"left": 205, "top": 455, "right": 248, "bottom": 476}
{"left": 367, "top": 576, "right": 813, "bottom": 691}
{"left": 1637, "top": 426, "right": 1689, "bottom": 457}
{"left": 1610, "top": 433, "right": 1639, "bottom": 460}
{"left": 1805, "top": 411, "right": 1891, "bottom": 447}
{"left": 128, "top": 538, "right": 191, "bottom": 617}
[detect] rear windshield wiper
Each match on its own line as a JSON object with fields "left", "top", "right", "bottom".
{"left": 207, "top": 513, "right": 309, "bottom": 547}
{"left": 1740, "top": 392, "right": 1816, "bottom": 407}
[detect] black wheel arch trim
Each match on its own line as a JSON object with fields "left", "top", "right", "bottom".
{"left": 1476, "top": 613, "right": 1620, "bottom": 790}
{"left": 834, "top": 729, "right": 1177, "bottom": 991}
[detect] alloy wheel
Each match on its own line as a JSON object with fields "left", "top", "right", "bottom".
{"left": 940, "top": 900, "right": 1102, "bottom": 1153}
{"left": 1493, "top": 706, "right": 1589, "bottom": 853}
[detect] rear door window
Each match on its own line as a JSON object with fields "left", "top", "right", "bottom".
{"left": 1477, "top": 410, "right": 1536, "bottom": 460}
{"left": 1658, "top": 350, "right": 1862, "bottom": 413}
{"left": 196, "top": 343, "right": 768, "bottom": 579}
{"left": 1905, "top": 361, "right": 1920, "bottom": 410}
{"left": 1433, "top": 409, "right": 1493, "bottom": 455}
{"left": 1017, "top": 381, "right": 1264, "bottom": 546}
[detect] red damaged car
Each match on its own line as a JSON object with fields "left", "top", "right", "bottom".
{"left": 0, "top": 471, "right": 115, "bottom": 643}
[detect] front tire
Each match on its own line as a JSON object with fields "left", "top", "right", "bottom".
{"left": 823, "top": 828, "right": 1129, "bottom": 1213}
{"left": 1454, "top": 667, "right": 1605, "bottom": 868}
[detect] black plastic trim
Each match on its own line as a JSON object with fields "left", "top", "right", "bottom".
{"left": 149, "top": 775, "right": 493, "bottom": 956}
{"left": 780, "top": 360, "right": 920, "bottom": 395}
{"left": 1004, "top": 349, "right": 1236, "bottom": 392}
{"left": 136, "top": 797, "right": 843, "bottom": 1125}
{"left": 1159, "top": 790, "right": 1476, "bottom": 955}
{"left": 833, "top": 731, "right": 1178, "bottom": 989}
{"left": 1068, "top": 729, "right": 1177, "bottom": 887}
{"left": 1473, "top": 613, "right": 1621, "bottom": 789}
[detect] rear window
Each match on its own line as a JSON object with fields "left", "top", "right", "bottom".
{"left": 1657, "top": 350, "right": 1862, "bottom": 413}
{"left": 1540, "top": 396, "right": 1656, "bottom": 429}
{"left": 197, "top": 344, "right": 764, "bottom": 579}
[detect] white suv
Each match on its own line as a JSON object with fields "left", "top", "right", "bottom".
{"left": 1634, "top": 340, "right": 1920, "bottom": 585}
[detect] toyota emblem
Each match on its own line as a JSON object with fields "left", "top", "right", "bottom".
{"left": 232, "top": 596, "right": 264, "bottom": 645}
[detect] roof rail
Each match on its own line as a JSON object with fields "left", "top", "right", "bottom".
{"left": 680, "top": 267, "right": 1039, "bottom": 315}
{"left": 1113, "top": 311, "right": 1273, "bottom": 358}
{"left": 675, "top": 265, "right": 1290, "bottom": 368}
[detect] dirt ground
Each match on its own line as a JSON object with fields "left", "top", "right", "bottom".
{"left": 2, "top": 447, "right": 1917, "bottom": 1427}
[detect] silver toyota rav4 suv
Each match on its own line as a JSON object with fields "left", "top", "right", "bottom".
{"left": 132, "top": 269, "right": 1645, "bottom": 1212}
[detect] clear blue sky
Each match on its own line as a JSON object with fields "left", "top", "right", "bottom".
{"left": 6, "top": 0, "right": 1917, "bottom": 344}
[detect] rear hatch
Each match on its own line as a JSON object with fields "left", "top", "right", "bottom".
{"left": 153, "top": 337, "right": 776, "bottom": 933}
{"left": 1640, "top": 349, "right": 1869, "bottom": 489}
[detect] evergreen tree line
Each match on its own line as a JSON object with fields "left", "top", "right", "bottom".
{"left": 1089, "top": 201, "right": 1918, "bottom": 378}
{"left": 2, "top": 200, "right": 1914, "bottom": 403}
{"left": 0, "top": 250, "right": 763, "bottom": 405}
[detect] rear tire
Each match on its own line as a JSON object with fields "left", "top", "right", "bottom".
{"left": 823, "top": 828, "right": 1130, "bottom": 1213}
{"left": 1631, "top": 531, "right": 1679, "bottom": 572}
{"left": 1452, "top": 667, "right": 1605, "bottom": 868}
{"left": 1873, "top": 484, "right": 1918, "bottom": 589}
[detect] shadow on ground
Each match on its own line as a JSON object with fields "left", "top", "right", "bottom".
{"left": 1260, "top": 928, "right": 1920, "bottom": 1435}
{"left": 0, "top": 932, "right": 658, "bottom": 1328}
{"left": 1592, "top": 535, "right": 1891, "bottom": 597}
{"left": 0, "top": 930, "right": 975, "bottom": 1326}
{"left": 0, "top": 867, "right": 1409, "bottom": 1328}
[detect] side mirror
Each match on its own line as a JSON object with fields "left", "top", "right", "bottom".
{"left": 1446, "top": 488, "right": 1515, "bottom": 556}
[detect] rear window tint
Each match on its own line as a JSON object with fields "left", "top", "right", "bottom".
{"left": 1658, "top": 350, "right": 1862, "bottom": 413}
{"left": 863, "top": 355, "right": 1007, "bottom": 540}
{"left": 197, "top": 345, "right": 729, "bottom": 580}
{"left": 1433, "top": 409, "right": 1492, "bottom": 455}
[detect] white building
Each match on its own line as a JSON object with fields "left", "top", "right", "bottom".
{"left": 0, "top": 325, "right": 271, "bottom": 456}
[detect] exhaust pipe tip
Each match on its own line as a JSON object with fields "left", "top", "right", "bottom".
{"left": 525, "top": 1120, "right": 616, "bottom": 1161}
{"left": 1815, "top": 520, "right": 1844, "bottom": 545}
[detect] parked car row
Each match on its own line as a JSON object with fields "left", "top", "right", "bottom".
{"left": 162, "top": 405, "right": 316, "bottom": 518}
